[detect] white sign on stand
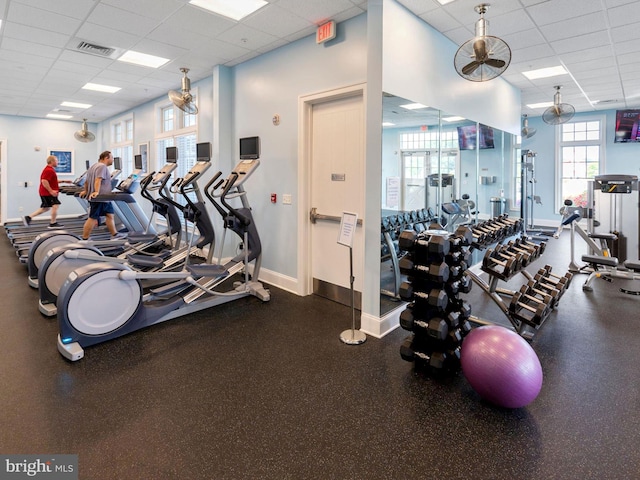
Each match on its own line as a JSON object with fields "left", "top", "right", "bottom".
{"left": 337, "top": 211, "right": 366, "bottom": 345}
{"left": 337, "top": 211, "right": 358, "bottom": 247}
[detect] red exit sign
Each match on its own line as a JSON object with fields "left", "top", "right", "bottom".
{"left": 316, "top": 20, "right": 336, "bottom": 44}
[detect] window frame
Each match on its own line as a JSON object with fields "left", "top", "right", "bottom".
{"left": 110, "top": 113, "right": 135, "bottom": 178}
{"left": 554, "top": 114, "right": 606, "bottom": 210}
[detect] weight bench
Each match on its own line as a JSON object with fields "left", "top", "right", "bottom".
{"left": 581, "top": 254, "right": 640, "bottom": 294}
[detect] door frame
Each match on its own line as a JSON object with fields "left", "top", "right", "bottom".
{"left": 297, "top": 83, "right": 366, "bottom": 296}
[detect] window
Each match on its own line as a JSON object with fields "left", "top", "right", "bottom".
{"left": 512, "top": 136, "right": 522, "bottom": 211}
{"left": 110, "top": 114, "right": 134, "bottom": 178}
{"left": 557, "top": 118, "right": 604, "bottom": 208}
{"left": 155, "top": 94, "right": 198, "bottom": 221}
{"left": 399, "top": 131, "right": 460, "bottom": 211}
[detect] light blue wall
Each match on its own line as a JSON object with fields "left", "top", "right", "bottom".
{"left": 382, "top": 0, "right": 521, "bottom": 135}
{"left": 521, "top": 109, "right": 640, "bottom": 222}
{"left": 230, "top": 13, "right": 368, "bottom": 279}
{"left": 0, "top": 115, "right": 98, "bottom": 220}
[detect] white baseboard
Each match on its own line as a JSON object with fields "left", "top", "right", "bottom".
{"left": 360, "top": 307, "right": 402, "bottom": 339}
{"left": 256, "top": 267, "right": 299, "bottom": 295}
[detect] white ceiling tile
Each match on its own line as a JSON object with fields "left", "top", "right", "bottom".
{"left": 610, "top": 23, "right": 640, "bottom": 42}
{"left": 501, "top": 29, "right": 547, "bottom": 50}
{"left": 230, "top": 4, "right": 313, "bottom": 39}
{"left": 607, "top": 3, "right": 640, "bottom": 27}
{"left": 276, "top": 0, "right": 356, "bottom": 24}
{"left": 2, "top": 22, "right": 71, "bottom": 48}
{"left": 167, "top": 4, "right": 236, "bottom": 38}
{"left": 526, "top": 0, "right": 603, "bottom": 26}
{"left": 7, "top": 2, "right": 82, "bottom": 35}
{"left": 489, "top": 10, "right": 537, "bottom": 37}
{"left": 560, "top": 45, "right": 615, "bottom": 65}
{"left": 12, "top": 0, "right": 96, "bottom": 20}
{"left": 100, "top": 0, "right": 184, "bottom": 21}
{"left": 419, "top": 9, "right": 463, "bottom": 33}
{"left": 216, "top": 24, "right": 280, "bottom": 51}
{"left": 539, "top": 12, "right": 608, "bottom": 42}
{"left": 550, "top": 30, "right": 611, "bottom": 54}
{"left": 396, "top": 0, "right": 439, "bottom": 16}
{"left": 1, "top": 37, "right": 62, "bottom": 59}
{"left": 511, "top": 43, "right": 556, "bottom": 63}
{"left": 86, "top": 4, "right": 160, "bottom": 37}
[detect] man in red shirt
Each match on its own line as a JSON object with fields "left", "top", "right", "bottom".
{"left": 23, "top": 155, "right": 70, "bottom": 228}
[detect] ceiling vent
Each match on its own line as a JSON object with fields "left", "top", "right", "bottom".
{"left": 68, "top": 39, "right": 122, "bottom": 59}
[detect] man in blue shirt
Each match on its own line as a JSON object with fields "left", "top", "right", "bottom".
{"left": 79, "top": 150, "right": 126, "bottom": 240}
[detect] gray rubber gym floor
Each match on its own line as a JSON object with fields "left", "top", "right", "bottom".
{"left": 1, "top": 230, "right": 639, "bottom": 479}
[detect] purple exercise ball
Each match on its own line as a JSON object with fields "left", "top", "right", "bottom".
{"left": 461, "top": 325, "right": 543, "bottom": 408}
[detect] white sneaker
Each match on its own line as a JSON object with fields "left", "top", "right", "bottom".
{"left": 110, "top": 232, "right": 128, "bottom": 240}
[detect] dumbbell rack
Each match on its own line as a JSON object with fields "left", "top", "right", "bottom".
{"left": 466, "top": 233, "right": 573, "bottom": 340}
{"left": 381, "top": 208, "right": 438, "bottom": 300}
{"left": 397, "top": 227, "right": 474, "bottom": 376}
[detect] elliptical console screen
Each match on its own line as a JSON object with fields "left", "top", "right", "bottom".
{"left": 134, "top": 154, "right": 143, "bottom": 170}
{"left": 166, "top": 146, "right": 178, "bottom": 163}
{"left": 196, "top": 142, "right": 212, "bottom": 162}
{"left": 239, "top": 136, "right": 260, "bottom": 160}
{"left": 113, "top": 157, "right": 122, "bottom": 170}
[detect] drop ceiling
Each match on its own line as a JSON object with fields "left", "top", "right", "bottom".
{"left": 0, "top": 0, "right": 637, "bottom": 123}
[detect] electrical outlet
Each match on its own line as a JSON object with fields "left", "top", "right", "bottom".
{"left": 283, "top": 194, "right": 292, "bottom": 205}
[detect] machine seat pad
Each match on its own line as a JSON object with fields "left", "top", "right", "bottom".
{"left": 441, "top": 202, "right": 462, "bottom": 215}
{"left": 588, "top": 232, "right": 618, "bottom": 240}
{"left": 623, "top": 260, "right": 640, "bottom": 272}
{"left": 186, "top": 264, "right": 228, "bottom": 279}
{"left": 126, "top": 254, "right": 164, "bottom": 268}
{"left": 581, "top": 254, "right": 619, "bottom": 267}
{"left": 127, "top": 233, "right": 158, "bottom": 243}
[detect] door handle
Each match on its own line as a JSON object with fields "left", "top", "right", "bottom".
{"left": 309, "top": 207, "right": 363, "bottom": 225}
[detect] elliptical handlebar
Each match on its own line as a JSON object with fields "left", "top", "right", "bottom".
{"left": 220, "top": 173, "right": 251, "bottom": 227}
{"left": 204, "top": 172, "right": 228, "bottom": 219}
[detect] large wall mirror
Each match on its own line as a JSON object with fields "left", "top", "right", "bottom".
{"left": 380, "top": 93, "right": 519, "bottom": 316}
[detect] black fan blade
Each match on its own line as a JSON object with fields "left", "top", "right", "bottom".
{"left": 484, "top": 58, "right": 506, "bottom": 69}
{"left": 462, "top": 61, "right": 481, "bottom": 76}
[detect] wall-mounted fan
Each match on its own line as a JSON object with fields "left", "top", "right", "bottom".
{"left": 74, "top": 118, "right": 95, "bottom": 143}
{"left": 521, "top": 114, "right": 536, "bottom": 138}
{"left": 542, "top": 86, "right": 575, "bottom": 125}
{"left": 168, "top": 67, "right": 198, "bottom": 114}
{"left": 454, "top": 4, "right": 511, "bottom": 82}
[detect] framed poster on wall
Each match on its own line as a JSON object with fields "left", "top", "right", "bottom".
{"left": 49, "top": 149, "right": 74, "bottom": 175}
{"left": 138, "top": 142, "right": 149, "bottom": 174}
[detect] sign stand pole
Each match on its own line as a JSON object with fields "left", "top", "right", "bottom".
{"left": 338, "top": 211, "right": 366, "bottom": 345}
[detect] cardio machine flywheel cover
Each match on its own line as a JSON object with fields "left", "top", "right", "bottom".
{"left": 66, "top": 268, "right": 142, "bottom": 336}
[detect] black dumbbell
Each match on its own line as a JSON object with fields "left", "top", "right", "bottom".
{"left": 522, "top": 281, "right": 559, "bottom": 308}
{"left": 508, "top": 291, "right": 548, "bottom": 326}
{"left": 447, "top": 273, "right": 472, "bottom": 295}
{"left": 542, "top": 265, "right": 573, "bottom": 288}
{"left": 399, "top": 309, "right": 449, "bottom": 340}
{"left": 399, "top": 257, "right": 450, "bottom": 283}
{"left": 400, "top": 337, "right": 453, "bottom": 373}
{"left": 482, "top": 248, "right": 516, "bottom": 279}
{"left": 398, "top": 231, "right": 450, "bottom": 258}
{"left": 399, "top": 282, "right": 448, "bottom": 310}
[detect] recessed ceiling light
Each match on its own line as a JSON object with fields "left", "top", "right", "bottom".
{"left": 443, "top": 116, "right": 465, "bottom": 122}
{"left": 117, "top": 50, "right": 170, "bottom": 68}
{"left": 82, "top": 83, "right": 121, "bottom": 93}
{"left": 61, "top": 101, "right": 92, "bottom": 109}
{"left": 400, "top": 103, "right": 428, "bottom": 110}
{"left": 522, "top": 66, "right": 568, "bottom": 80}
{"left": 436, "top": 0, "right": 457, "bottom": 5}
{"left": 189, "top": 0, "right": 267, "bottom": 21}
{"left": 526, "top": 101, "right": 554, "bottom": 109}
{"left": 47, "top": 113, "right": 73, "bottom": 119}
{"left": 382, "top": 122, "right": 396, "bottom": 127}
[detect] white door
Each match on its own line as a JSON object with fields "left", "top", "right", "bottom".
{"left": 310, "top": 94, "right": 364, "bottom": 307}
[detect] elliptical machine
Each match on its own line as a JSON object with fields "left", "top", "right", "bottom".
{"left": 56, "top": 157, "right": 269, "bottom": 361}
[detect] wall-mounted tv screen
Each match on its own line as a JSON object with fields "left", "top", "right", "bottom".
{"left": 240, "top": 136, "right": 260, "bottom": 159}
{"left": 166, "top": 146, "right": 178, "bottom": 163}
{"left": 614, "top": 110, "right": 640, "bottom": 143}
{"left": 134, "top": 154, "right": 143, "bottom": 170}
{"left": 196, "top": 142, "right": 212, "bottom": 162}
{"left": 457, "top": 124, "right": 495, "bottom": 150}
